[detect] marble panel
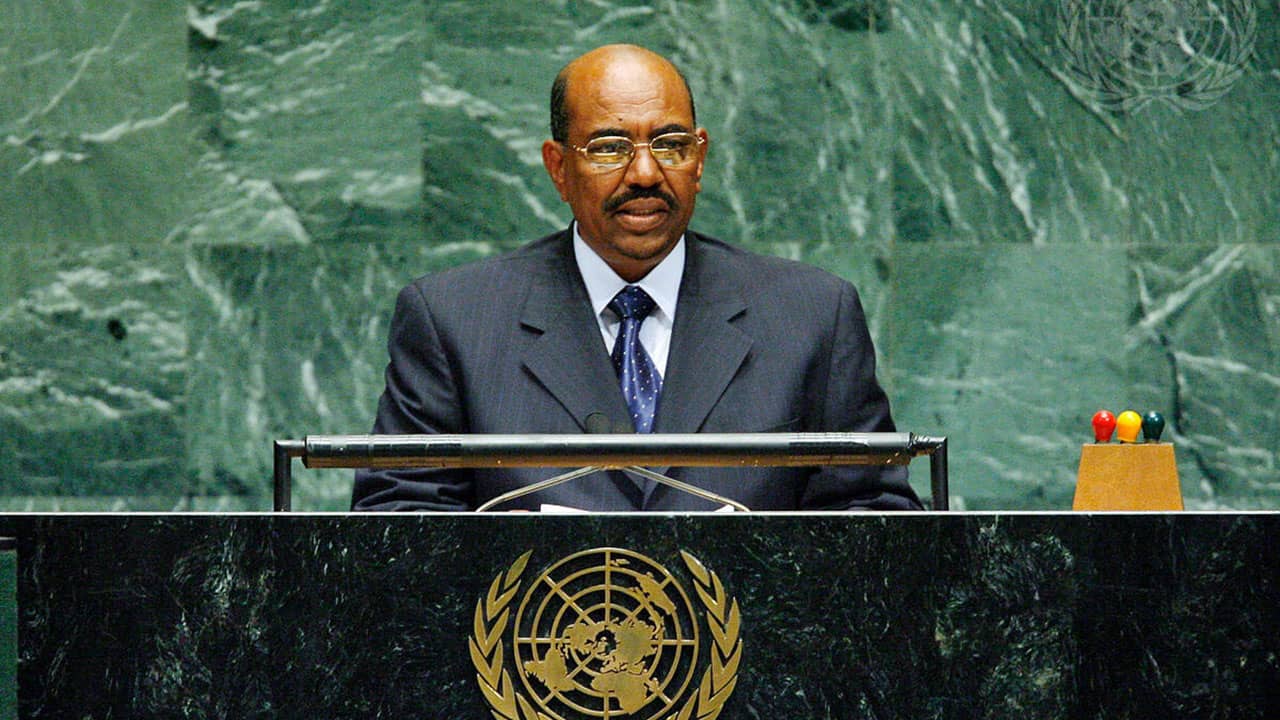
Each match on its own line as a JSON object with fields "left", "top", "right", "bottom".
{"left": 0, "top": 0, "right": 192, "bottom": 248}
{"left": 0, "top": 244, "right": 189, "bottom": 509}
{"left": 881, "top": 1, "right": 1280, "bottom": 246}
{"left": 1120, "top": 97, "right": 1280, "bottom": 245}
{"left": 1128, "top": 244, "right": 1280, "bottom": 508}
{"left": 418, "top": 3, "right": 571, "bottom": 247}
{"left": 187, "top": 0, "right": 426, "bottom": 245}
{"left": 184, "top": 242, "right": 494, "bottom": 510}
{"left": 883, "top": 243, "right": 1133, "bottom": 509}
{"left": 878, "top": 2, "right": 1133, "bottom": 245}
{"left": 1115, "top": 0, "right": 1280, "bottom": 245}
{"left": 13, "top": 514, "right": 1280, "bottom": 719}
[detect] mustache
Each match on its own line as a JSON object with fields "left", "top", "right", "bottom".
{"left": 603, "top": 187, "right": 678, "bottom": 214}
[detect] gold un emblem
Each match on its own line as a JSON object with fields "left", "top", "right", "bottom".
{"left": 470, "top": 548, "right": 742, "bottom": 720}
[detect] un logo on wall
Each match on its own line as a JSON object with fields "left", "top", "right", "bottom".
{"left": 470, "top": 548, "right": 741, "bottom": 720}
{"left": 1057, "top": 0, "right": 1256, "bottom": 112}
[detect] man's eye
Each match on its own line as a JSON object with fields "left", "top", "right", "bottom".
{"left": 652, "top": 137, "right": 691, "bottom": 152}
{"left": 589, "top": 140, "right": 632, "bottom": 156}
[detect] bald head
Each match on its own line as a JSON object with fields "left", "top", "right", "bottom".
{"left": 549, "top": 44, "right": 696, "bottom": 142}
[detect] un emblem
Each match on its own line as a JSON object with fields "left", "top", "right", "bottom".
{"left": 1057, "top": 0, "right": 1256, "bottom": 112}
{"left": 470, "top": 548, "right": 741, "bottom": 720}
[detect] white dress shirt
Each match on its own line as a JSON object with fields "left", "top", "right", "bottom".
{"left": 572, "top": 223, "right": 683, "bottom": 378}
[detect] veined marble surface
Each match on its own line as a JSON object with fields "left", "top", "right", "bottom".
{"left": 13, "top": 514, "right": 1280, "bottom": 718}
{"left": 0, "top": 1, "right": 1276, "bottom": 510}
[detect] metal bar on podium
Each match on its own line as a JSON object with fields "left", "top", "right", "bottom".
{"left": 272, "top": 432, "right": 948, "bottom": 512}
{"left": 273, "top": 440, "right": 305, "bottom": 515}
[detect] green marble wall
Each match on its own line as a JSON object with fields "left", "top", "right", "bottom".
{"left": 1, "top": 1, "right": 1276, "bottom": 510}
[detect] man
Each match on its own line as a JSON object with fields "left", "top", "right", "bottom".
{"left": 351, "top": 44, "right": 920, "bottom": 511}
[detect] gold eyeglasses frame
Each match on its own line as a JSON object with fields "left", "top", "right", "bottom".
{"left": 563, "top": 132, "right": 706, "bottom": 171}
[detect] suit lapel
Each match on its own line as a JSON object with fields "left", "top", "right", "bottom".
{"left": 642, "top": 234, "right": 752, "bottom": 508}
{"left": 518, "top": 234, "right": 644, "bottom": 504}
{"left": 519, "top": 234, "right": 631, "bottom": 432}
{"left": 654, "top": 234, "right": 752, "bottom": 435}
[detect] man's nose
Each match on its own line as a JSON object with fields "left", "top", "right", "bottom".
{"left": 623, "top": 144, "right": 664, "bottom": 186}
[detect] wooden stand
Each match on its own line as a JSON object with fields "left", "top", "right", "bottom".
{"left": 1073, "top": 443, "right": 1183, "bottom": 511}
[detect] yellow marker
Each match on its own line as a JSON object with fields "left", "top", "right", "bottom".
{"left": 1115, "top": 410, "right": 1142, "bottom": 443}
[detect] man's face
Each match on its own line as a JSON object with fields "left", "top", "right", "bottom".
{"left": 542, "top": 51, "right": 707, "bottom": 282}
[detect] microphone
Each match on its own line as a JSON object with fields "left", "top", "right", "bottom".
{"left": 584, "top": 412, "right": 614, "bottom": 435}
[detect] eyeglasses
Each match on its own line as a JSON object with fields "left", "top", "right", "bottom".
{"left": 564, "top": 132, "right": 705, "bottom": 170}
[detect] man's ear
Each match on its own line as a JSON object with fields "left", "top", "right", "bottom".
{"left": 542, "top": 139, "right": 570, "bottom": 201}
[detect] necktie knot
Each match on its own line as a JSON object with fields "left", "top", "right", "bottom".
{"left": 609, "top": 285, "right": 656, "bottom": 322}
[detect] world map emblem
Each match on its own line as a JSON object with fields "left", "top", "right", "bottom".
{"left": 1056, "top": 0, "right": 1256, "bottom": 112}
{"left": 470, "top": 548, "right": 741, "bottom": 720}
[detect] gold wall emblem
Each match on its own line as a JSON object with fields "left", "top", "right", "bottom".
{"left": 470, "top": 548, "right": 741, "bottom": 720}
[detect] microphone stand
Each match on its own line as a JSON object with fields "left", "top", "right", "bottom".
{"left": 474, "top": 464, "right": 751, "bottom": 513}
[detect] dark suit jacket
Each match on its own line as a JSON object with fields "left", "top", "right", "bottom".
{"left": 351, "top": 229, "right": 921, "bottom": 511}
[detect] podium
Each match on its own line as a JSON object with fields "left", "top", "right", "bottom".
{"left": 10, "top": 513, "right": 1279, "bottom": 718}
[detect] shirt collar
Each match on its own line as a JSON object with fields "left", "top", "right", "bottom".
{"left": 572, "top": 222, "right": 684, "bottom": 322}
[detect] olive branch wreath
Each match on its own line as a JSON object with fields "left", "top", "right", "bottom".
{"left": 468, "top": 550, "right": 742, "bottom": 720}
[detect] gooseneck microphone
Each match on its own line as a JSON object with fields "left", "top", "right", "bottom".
{"left": 584, "top": 412, "right": 614, "bottom": 435}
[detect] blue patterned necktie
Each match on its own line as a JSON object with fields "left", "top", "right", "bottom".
{"left": 608, "top": 286, "right": 662, "bottom": 433}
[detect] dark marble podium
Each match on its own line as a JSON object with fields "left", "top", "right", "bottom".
{"left": 12, "top": 514, "right": 1280, "bottom": 719}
